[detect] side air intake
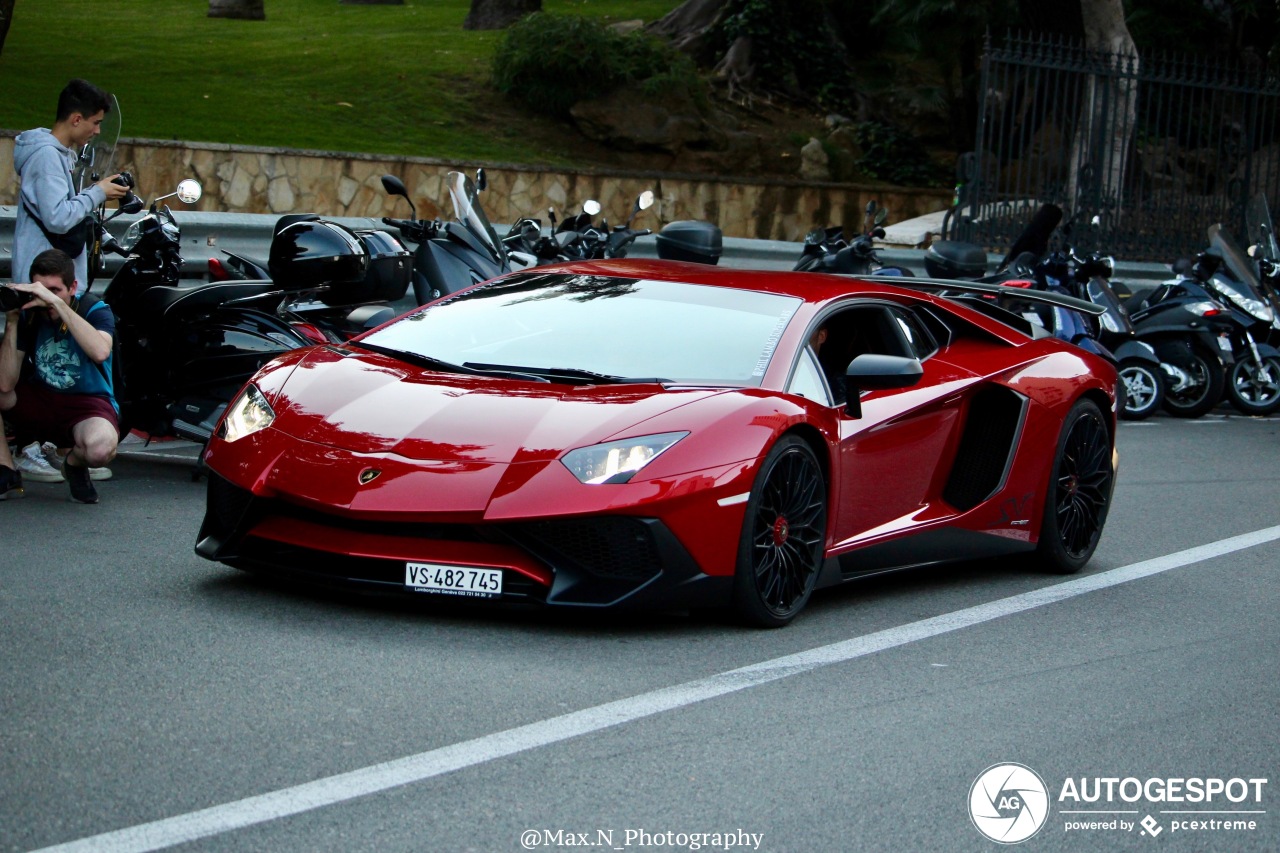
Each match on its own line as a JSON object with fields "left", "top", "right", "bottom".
{"left": 943, "top": 385, "right": 1027, "bottom": 511}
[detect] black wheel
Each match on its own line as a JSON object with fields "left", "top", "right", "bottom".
{"left": 1035, "top": 399, "right": 1114, "bottom": 574}
{"left": 1117, "top": 359, "right": 1163, "bottom": 420}
{"left": 1161, "top": 345, "right": 1225, "bottom": 418}
{"left": 732, "top": 436, "right": 827, "bottom": 628}
{"left": 1225, "top": 355, "right": 1280, "bottom": 415}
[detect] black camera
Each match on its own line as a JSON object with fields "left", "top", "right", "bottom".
{"left": 0, "top": 286, "right": 27, "bottom": 313}
{"left": 111, "top": 171, "right": 135, "bottom": 189}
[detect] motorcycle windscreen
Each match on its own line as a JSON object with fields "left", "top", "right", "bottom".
{"left": 1247, "top": 194, "right": 1279, "bottom": 261}
{"left": 1208, "top": 223, "right": 1267, "bottom": 298}
{"left": 75, "top": 93, "right": 122, "bottom": 192}
{"left": 447, "top": 171, "right": 505, "bottom": 267}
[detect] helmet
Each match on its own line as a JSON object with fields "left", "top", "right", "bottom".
{"left": 268, "top": 219, "right": 367, "bottom": 291}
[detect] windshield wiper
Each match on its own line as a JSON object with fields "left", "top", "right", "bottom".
{"left": 352, "top": 342, "right": 482, "bottom": 376}
{"left": 462, "top": 362, "right": 669, "bottom": 385}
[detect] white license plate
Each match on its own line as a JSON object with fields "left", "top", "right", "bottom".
{"left": 1218, "top": 335, "right": 1234, "bottom": 352}
{"left": 405, "top": 562, "right": 503, "bottom": 598}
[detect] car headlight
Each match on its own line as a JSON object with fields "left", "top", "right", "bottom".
{"left": 561, "top": 432, "right": 688, "bottom": 484}
{"left": 218, "top": 384, "right": 275, "bottom": 442}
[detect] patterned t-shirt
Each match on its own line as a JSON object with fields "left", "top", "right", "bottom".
{"left": 18, "top": 297, "right": 117, "bottom": 412}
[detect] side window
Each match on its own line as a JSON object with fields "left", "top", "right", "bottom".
{"left": 892, "top": 309, "right": 938, "bottom": 360}
{"left": 788, "top": 347, "right": 833, "bottom": 405}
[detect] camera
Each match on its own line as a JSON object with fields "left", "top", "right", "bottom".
{"left": 0, "top": 285, "right": 27, "bottom": 312}
{"left": 111, "top": 171, "right": 135, "bottom": 189}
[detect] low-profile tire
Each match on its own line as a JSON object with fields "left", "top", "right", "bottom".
{"left": 732, "top": 435, "right": 827, "bottom": 628}
{"left": 1161, "top": 345, "right": 1225, "bottom": 419}
{"left": 1034, "top": 399, "right": 1115, "bottom": 574}
{"left": 1225, "top": 355, "right": 1280, "bottom": 415}
{"left": 1117, "top": 358, "right": 1164, "bottom": 420}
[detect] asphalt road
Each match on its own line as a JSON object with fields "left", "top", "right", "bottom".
{"left": 1, "top": 410, "right": 1277, "bottom": 853}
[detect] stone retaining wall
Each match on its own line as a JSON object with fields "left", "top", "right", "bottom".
{"left": 0, "top": 133, "right": 951, "bottom": 242}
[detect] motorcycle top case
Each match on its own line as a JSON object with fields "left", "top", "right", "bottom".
{"left": 924, "top": 240, "right": 989, "bottom": 280}
{"left": 269, "top": 219, "right": 368, "bottom": 292}
{"left": 656, "top": 220, "right": 723, "bottom": 265}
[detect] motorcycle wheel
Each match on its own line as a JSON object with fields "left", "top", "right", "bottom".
{"left": 1161, "top": 346, "right": 1225, "bottom": 419}
{"left": 1117, "top": 359, "right": 1163, "bottom": 420}
{"left": 1225, "top": 355, "right": 1280, "bottom": 415}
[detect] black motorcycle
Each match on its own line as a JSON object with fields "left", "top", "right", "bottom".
{"left": 504, "top": 190, "right": 656, "bottom": 263}
{"left": 794, "top": 201, "right": 914, "bottom": 277}
{"left": 1202, "top": 223, "right": 1280, "bottom": 414}
{"left": 97, "top": 180, "right": 358, "bottom": 442}
{"left": 381, "top": 170, "right": 512, "bottom": 305}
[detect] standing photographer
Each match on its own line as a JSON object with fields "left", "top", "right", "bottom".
{"left": 12, "top": 78, "right": 130, "bottom": 291}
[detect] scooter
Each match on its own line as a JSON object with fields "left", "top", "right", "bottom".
{"left": 97, "top": 180, "right": 335, "bottom": 442}
{"left": 1202, "top": 223, "right": 1280, "bottom": 414}
{"left": 205, "top": 218, "right": 408, "bottom": 342}
{"left": 504, "top": 190, "right": 656, "bottom": 263}
{"left": 381, "top": 170, "right": 515, "bottom": 305}
{"left": 794, "top": 201, "right": 914, "bottom": 277}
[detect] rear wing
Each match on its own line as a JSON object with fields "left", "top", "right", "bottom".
{"left": 890, "top": 277, "right": 1108, "bottom": 317}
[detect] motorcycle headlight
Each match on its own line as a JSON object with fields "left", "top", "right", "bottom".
{"left": 121, "top": 220, "right": 143, "bottom": 253}
{"left": 561, "top": 432, "right": 688, "bottom": 485}
{"left": 1241, "top": 296, "right": 1273, "bottom": 323}
{"left": 1100, "top": 310, "right": 1125, "bottom": 334}
{"left": 218, "top": 384, "right": 275, "bottom": 443}
{"left": 1187, "top": 301, "right": 1225, "bottom": 317}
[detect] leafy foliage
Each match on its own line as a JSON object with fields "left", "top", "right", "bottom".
{"left": 851, "top": 121, "right": 949, "bottom": 187}
{"left": 492, "top": 13, "right": 702, "bottom": 117}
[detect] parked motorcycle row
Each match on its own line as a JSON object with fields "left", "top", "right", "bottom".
{"left": 46, "top": 99, "right": 1278, "bottom": 456}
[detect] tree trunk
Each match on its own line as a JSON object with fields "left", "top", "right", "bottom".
{"left": 462, "top": 0, "right": 540, "bottom": 31}
{"left": 0, "top": 0, "right": 15, "bottom": 60}
{"left": 208, "top": 0, "right": 265, "bottom": 21}
{"left": 646, "top": 0, "right": 729, "bottom": 60}
{"left": 1068, "top": 0, "right": 1138, "bottom": 215}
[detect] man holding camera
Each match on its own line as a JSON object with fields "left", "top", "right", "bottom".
{"left": 1, "top": 250, "right": 119, "bottom": 503}
{"left": 11, "top": 78, "right": 131, "bottom": 291}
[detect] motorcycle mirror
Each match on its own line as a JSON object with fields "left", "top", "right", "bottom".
{"left": 476, "top": 168, "right": 487, "bottom": 193}
{"left": 583, "top": 199, "right": 602, "bottom": 217}
{"left": 380, "top": 174, "right": 416, "bottom": 219}
{"left": 117, "top": 194, "right": 145, "bottom": 216}
{"left": 1091, "top": 214, "right": 1102, "bottom": 227}
{"left": 176, "top": 179, "right": 203, "bottom": 205}
{"left": 873, "top": 208, "right": 889, "bottom": 226}
{"left": 804, "top": 228, "right": 825, "bottom": 246}
{"left": 637, "top": 190, "right": 654, "bottom": 211}
{"left": 548, "top": 206, "right": 558, "bottom": 230}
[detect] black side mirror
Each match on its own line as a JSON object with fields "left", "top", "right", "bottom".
{"left": 380, "top": 175, "right": 415, "bottom": 218}
{"left": 842, "top": 353, "right": 924, "bottom": 418}
{"left": 476, "top": 168, "right": 487, "bottom": 192}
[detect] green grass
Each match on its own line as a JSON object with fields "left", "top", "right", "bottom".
{"left": 0, "top": 0, "right": 682, "bottom": 165}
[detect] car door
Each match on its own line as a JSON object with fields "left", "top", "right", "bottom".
{"left": 813, "top": 302, "right": 977, "bottom": 548}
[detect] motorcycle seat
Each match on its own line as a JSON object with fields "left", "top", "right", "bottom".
{"left": 139, "top": 280, "right": 281, "bottom": 320}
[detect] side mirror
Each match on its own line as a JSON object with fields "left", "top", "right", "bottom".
{"left": 845, "top": 353, "right": 924, "bottom": 390}
{"left": 874, "top": 208, "right": 889, "bottom": 227}
{"left": 583, "top": 199, "right": 602, "bottom": 217}
{"left": 176, "top": 179, "right": 203, "bottom": 205}
{"left": 476, "top": 168, "right": 487, "bottom": 192}
{"left": 380, "top": 174, "right": 415, "bottom": 218}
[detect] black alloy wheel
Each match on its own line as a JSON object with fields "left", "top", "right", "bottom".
{"left": 1225, "top": 355, "right": 1280, "bottom": 415}
{"left": 733, "top": 436, "right": 828, "bottom": 628}
{"left": 1161, "top": 345, "right": 1225, "bottom": 419}
{"left": 1035, "top": 399, "right": 1114, "bottom": 574}
{"left": 1117, "top": 359, "right": 1164, "bottom": 420}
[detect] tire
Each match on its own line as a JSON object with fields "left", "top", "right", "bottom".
{"left": 732, "top": 436, "right": 828, "bottom": 628}
{"left": 1117, "top": 359, "right": 1164, "bottom": 420}
{"left": 1034, "top": 399, "right": 1114, "bottom": 574}
{"left": 1225, "top": 355, "right": 1280, "bottom": 415}
{"left": 1161, "top": 345, "right": 1225, "bottom": 419}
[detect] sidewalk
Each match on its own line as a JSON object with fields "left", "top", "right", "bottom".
{"left": 115, "top": 432, "right": 204, "bottom": 465}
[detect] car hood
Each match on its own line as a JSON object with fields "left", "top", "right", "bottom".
{"left": 270, "top": 346, "right": 726, "bottom": 464}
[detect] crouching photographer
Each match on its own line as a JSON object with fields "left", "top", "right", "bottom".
{"left": 1, "top": 250, "right": 119, "bottom": 503}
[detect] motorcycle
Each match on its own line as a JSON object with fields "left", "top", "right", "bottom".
{"left": 381, "top": 169, "right": 516, "bottom": 305}
{"left": 504, "top": 190, "right": 656, "bottom": 263}
{"left": 97, "top": 180, "right": 362, "bottom": 443}
{"left": 205, "top": 218, "right": 408, "bottom": 342}
{"left": 794, "top": 201, "right": 914, "bottom": 277}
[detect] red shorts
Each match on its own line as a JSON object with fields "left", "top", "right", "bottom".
{"left": 3, "top": 378, "right": 120, "bottom": 449}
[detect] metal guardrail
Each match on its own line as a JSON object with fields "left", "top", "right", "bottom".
{"left": 0, "top": 206, "right": 1173, "bottom": 292}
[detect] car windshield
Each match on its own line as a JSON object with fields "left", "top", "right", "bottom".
{"left": 360, "top": 273, "right": 802, "bottom": 386}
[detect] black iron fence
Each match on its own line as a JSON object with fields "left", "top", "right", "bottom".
{"left": 943, "top": 32, "right": 1280, "bottom": 263}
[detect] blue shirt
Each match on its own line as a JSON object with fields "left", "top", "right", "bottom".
{"left": 18, "top": 297, "right": 118, "bottom": 413}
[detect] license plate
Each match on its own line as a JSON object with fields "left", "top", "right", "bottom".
{"left": 405, "top": 562, "right": 503, "bottom": 598}
{"left": 1218, "top": 335, "right": 1234, "bottom": 352}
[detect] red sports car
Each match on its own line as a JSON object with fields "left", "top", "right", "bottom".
{"left": 196, "top": 259, "right": 1117, "bottom": 627}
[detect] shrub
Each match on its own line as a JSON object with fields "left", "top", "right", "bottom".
{"left": 493, "top": 14, "right": 702, "bottom": 119}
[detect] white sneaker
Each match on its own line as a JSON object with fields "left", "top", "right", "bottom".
{"left": 17, "top": 442, "right": 64, "bottom": 483}
{"left": 40, "top": 443, "right": 113, "bottom": 482}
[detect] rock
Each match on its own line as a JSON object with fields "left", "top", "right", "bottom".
{"left": 800, "top": 137, "right": 830, "bottom": 182}
{"left": 608, "top": 19, "right": 645, "bottom": 35}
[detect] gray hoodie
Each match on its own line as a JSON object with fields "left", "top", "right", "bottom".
{"left": 12, "top": 128, "right": 107, "bottom": 289}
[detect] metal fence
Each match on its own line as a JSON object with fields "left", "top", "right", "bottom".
{"left": 943, "top": 32, "right": 1280, "bottom": 263}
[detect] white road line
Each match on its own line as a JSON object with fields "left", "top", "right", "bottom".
{"left": 30, "top": 524, "right": 1280, "bottom": 853}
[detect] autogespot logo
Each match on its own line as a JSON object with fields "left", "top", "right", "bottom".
{"left": 969, "top": 763, "right": 1051, "bottom": 844}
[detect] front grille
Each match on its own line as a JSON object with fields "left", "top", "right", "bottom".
{"left": 507, "top": 517, "right": 662, "bottom": 581}
{"left": 206, "top": 471, "right": 256, "bottom": 539}
{"left": 266, "top": 498, "right": 485, "bottom": 542}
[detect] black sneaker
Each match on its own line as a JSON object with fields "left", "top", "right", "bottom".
{"left": 62, "top": 460, "right": 99, "bottom": 504}
{"left": 0, "top": 465, "right": 23, "bottom": 500}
